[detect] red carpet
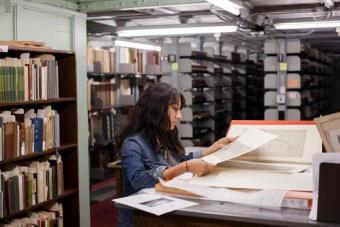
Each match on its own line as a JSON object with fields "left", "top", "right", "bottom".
{"left": 91, "top": 177, "right": 118, "bottom": 227}
{"left": 91, "top": 195, "right": 118, "bottom": 227}
{"left": 91, "top": 177, "right": 116, "bottom": 191}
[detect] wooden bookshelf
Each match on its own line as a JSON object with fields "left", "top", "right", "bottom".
{"left": 1, "top": 188, "right": 78, "bottom": 220}
{"left": 0, "top": 48, "right": 79, "bottom": 226}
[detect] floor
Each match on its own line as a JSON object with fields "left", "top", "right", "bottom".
{"left": 90, "top": 177, "right": 118, "bottom": 227}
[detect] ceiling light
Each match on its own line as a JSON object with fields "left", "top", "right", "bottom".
{"left": 321, "top": 0, "right": 334, "bottom": 9}
{"left": 114, "top": 40, "right": 161, "bottom": 51}
{"left": 117, "top": 25, "right": 238, "bottom": 37}
{"left": 275, "top": 21, "right": 340, "bottom": 30}
{"left": 205, "top": 0, "right": 243, "bottom": 15}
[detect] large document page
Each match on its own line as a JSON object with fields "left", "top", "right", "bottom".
{"left": 202, "top": 128, "right": 277, "bottom": 165}
{"left": 227, "top": 121, "right": 322, "bottom": 163}
{"left": 162, "top": 178, "right": 287, "bottom": 210}
{"left": 189, "top": 167, "right": 313, "bottom": 191}
{"left": 218, "top": 160, "right": 310, "bottom": 173}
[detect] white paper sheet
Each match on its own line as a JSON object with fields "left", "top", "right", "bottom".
{"left": 162, "top": 176, "right": 287, "bottom": 210}
{"left": 202, "top": 128, "right": 277, "bottom": 165}
{"left": 218, "top": 160, "right": 310, "bottom": 173}
{"left": 309, "top": 153, "right": 340, "bottom": 220}
{"left": 113, "top": 193, "right": 197, "bottom": 216}
{"left": 227, "top": 124, "right": 322, "bottom": 163}
{"left": 189, "top": 167, "right": 313, "bottom": 191}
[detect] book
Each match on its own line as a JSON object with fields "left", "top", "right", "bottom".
{"left": 155, "top": 183, "right": 313, "bottom": 209}
{"left": 282, "top": 191, "right": 313, "bottom": 209}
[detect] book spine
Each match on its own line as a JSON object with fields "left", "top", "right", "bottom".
{"left": 282, "top": 197, "right": 312, "bottom": 209}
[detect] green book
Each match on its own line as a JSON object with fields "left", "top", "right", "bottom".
{"left": 12, "top": 175, "right": 20, "bottom": 212}
{"left": 4, "top": 66, "right": 8, "bottom": 102}
{"left": 0, "top": 66, "right": 3, "bottom": 102}
{"left": 9, "top": 66, "right": 14, "bottom": 102}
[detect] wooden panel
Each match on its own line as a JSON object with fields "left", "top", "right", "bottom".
{"left": 62, "top": 192, "right": 80, "bottom": 226}
{"left": 0, "top": 4, "right": 14, "bottom": 40}
{"left": 59, "top": 103, "right": 78, "bottom": 144}
{"left": 62, "top": 147, "right": 79, "bottom": 189}
{"left": 58, "top": 54, "right": 77, "bottom": 98}
{"left": 19, "top": 8, "right": 73, "bottom": 51}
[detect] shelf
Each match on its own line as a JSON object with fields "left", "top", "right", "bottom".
{"left": 89, "top": 106, "right": 116, "bottom": 112}
{"left": 1, "top": 188, "right": 78, "bottom": 220}
{"left": 0, "top": 143, "right": 77, "bottom": 165}
{"left": 182, "top": 129, "right": 213, "bottom": 140}
{"left": 180, "top": 55, "right": 213, "bottom": 61}
{"left": 3, "top": 46, "right": 74, "bottom": 55}
{"left": 90, "top": 140, "right": 115, "bottom": 147}
{"left": 87, "top": 72, "right": 162, "bottom": 78}
{"left": 89, "top": 104, "right": 133, "bottom": 112}
{"left": 179, "top": 55, "right": 250, "bottom": 67}
{"left": 0, "top": 98, "right": 76, "bottom": 108}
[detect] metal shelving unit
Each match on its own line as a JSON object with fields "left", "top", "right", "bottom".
{"left": 87, "top": 44, "right": 162, "bottom": 180}
{"left": 264, "top": 39, "right": 332, "bottom": 120}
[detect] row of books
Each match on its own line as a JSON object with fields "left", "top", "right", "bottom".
{"left": 89, "top": 110, "right": 115, "bottom": 146}
{"left": 87, "top": 48, "right": 115, "bottom": 73}
{"left": 0, "top": 53, "right": 59, "bottom": 103}
{"left": 3, "top": 202, "right": 63, "bottom": 227}
{"left": 87, "top": 46, "right": 160, "bottom": 74}
{"left": 0, "top": 106, "right": 60, "bottom": 161}
{"left": 0, "top": 155, "right": 64, "bottom": 217}
{"left": 88, "top": 79, "right": 115, "bottom": 109}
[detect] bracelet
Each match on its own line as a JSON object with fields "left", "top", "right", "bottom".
{"left": 185, "top": 161, "right": 189, "bottom": 172}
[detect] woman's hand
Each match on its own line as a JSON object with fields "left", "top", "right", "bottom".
{"left": 203, "top": 136, "right": 237, "bottom": 156}
{"left": 187, "top": 159, "right": 215, "bottom": 176}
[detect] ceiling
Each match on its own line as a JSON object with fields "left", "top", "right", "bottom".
{"left": 76, "top": 0, "right": 340, "bottom": 53}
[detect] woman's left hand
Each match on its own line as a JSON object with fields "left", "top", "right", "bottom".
{"left": 203, "top": 136, "right": 237, "bottom": 156}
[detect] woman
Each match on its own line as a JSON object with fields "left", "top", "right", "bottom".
{"left": 117, "top": 82, "right": 234, "bottom": 196}
{"left": 116, "top": 82, "right": 234, "bottom": 226}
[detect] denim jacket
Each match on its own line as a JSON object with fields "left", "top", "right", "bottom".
{"left": 121, "top": 130, "right": 203, "bottom": 196}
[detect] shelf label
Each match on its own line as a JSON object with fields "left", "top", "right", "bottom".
{"left": 0, "top": 45, "right": 8, "bottom": 52}
{"left": 171, "top": 63, "right": 179, "bottom": 71}
{"left": 287, "top": 79, "right": 299, "bottom": 88}
{"left": 288, "top": 92, "right": 297, "bottom": 99}
{"left": 279, "top": 62, "right": 287, "bottom": 71}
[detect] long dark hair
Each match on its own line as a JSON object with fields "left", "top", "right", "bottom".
{"left": 116, "top": 82, "right": 186, "bottom": 157}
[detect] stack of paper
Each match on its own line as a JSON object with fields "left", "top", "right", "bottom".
{"left": 157, "top": 122, "right": 322, "bottom": 210}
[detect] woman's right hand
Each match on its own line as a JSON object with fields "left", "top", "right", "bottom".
{"left": 187, "top": 159, "right": 215, "bottom": 176}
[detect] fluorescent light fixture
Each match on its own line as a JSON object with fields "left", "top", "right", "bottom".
{"left": 205, "top": 0, "right": 243, "bottom": 15}
{"left": 275, "top": 21, "right": 340, "bottom": 30}
{"left": 117, "top": 25, "right": 237, "bottom": 37}
{"left": 321, "top": 0, "right": 334, "bottom": 9}
{"left": 114, "top": 40, "right": 161, "bottom": 51}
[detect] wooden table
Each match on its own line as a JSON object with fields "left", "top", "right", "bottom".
{"left": 108, "top": 160, "right": 123, "bottom": 197}
{"left": 115, "top": 196, "right": 339, "bottom": 227}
